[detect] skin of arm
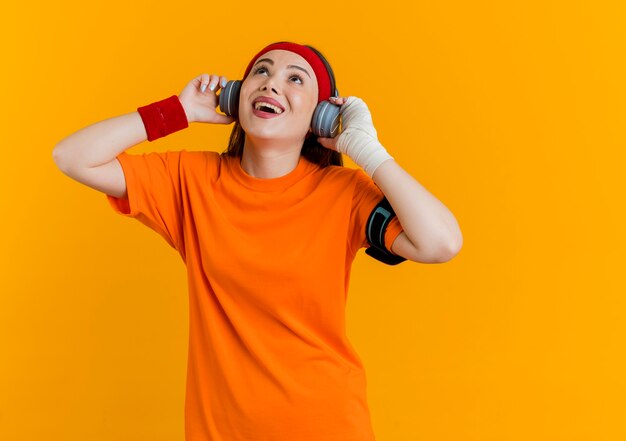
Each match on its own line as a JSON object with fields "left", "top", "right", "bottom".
{"left": 372, "top": 158, "right": 463, "bottom": 263}
{"left": 318, "top": 96, "right": 463, "bottom": 264}
{"left": 53, "top": 111, "right": 148, "bottom": 171}
{"left": 53, "top": 72, "right": 237, "bottom": 174}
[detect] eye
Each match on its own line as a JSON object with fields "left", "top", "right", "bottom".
{"left": 253, "top": 65, "right": 269, "bottom": 75}
{"left": 253, "top": 65, "right": 304, "bottom": 84}
{"left": 289, "top": 74, "right": 304, "bottom": 84}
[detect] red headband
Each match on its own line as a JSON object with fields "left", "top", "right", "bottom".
{"left": 242, "top": 42, "right": 333, "bottom": 104}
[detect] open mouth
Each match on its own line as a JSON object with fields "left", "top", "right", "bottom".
{"left": 252, "top": 102, "right": 285, "bottom": 119}
{"left": 253, "top": 102, "right": 284, "bottom": 115}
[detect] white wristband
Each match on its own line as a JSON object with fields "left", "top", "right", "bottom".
{"left": 335, "top": 96, "right": 393, "bottom": 177}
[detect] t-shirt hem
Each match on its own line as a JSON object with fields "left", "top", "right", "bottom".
{"left": 384, "top": 218, "right": 404, "bottom": 255}
{"left": 106, "top": 151, "right": 139, "bottom": 217}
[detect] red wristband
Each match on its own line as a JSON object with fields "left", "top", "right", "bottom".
{"left": 137, "top": 95, "right": 189, "bottom": 142}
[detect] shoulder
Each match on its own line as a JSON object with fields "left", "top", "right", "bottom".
{"left": 324, "top": 164, "right": 378, "bottom": 191}
{"left": 178, "top": 149, "right": 224, "bottom": 173}
{"left": 314, "top": 165, "right": 377, "bottom": 200}
{"left": 179, "top": 149, "right": 221, "bottom": 163}
{"left": 318, "top": 164, "right": 366, "bottom": 184}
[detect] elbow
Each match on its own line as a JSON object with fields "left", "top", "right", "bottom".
{"left": 52, "top": 143, "right": 72, "bottom": 174}
{"left": 439, "top": 236, "right": 463, "bottom": 262}
{"left": 427, "top": 232, "right": 463, "bottom": 263}
{"left": 52, "top": 141, "right": 62, "bottom": 158}
{"left": 52, "top": 145, "right": 62, "bottom": 166}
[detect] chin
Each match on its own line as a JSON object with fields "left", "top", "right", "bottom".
{"left": 240, "top": 121, "right": 282, "bottom": 140}
{"left": 241, "top": 116, "right": 308, "bottom": 143}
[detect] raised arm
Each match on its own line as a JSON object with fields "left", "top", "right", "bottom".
{"left": 317, "top": 96, "right": 463, "bottom": 263}
{"left": 52, "top": 111, "right": 148, "bottom": 199}
{"left": 52, "top": 73, "right": 234, "bottom": 199}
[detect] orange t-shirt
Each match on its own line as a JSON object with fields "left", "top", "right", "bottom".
{"left": 106, "top": 150, "right": 404, "bottom": 441}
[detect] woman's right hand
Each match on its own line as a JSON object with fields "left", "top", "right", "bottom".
{"left": 178, "top": 73, "right": 236, "bottom": 125}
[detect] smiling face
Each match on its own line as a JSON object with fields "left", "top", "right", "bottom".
{"left": 238, "top": 49, "right": 319, "bottom": 146}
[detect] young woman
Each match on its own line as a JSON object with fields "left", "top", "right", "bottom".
{"left": 53, "top": 41, "right": 462, "bottom": 441}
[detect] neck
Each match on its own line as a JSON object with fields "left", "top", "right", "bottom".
{"left": 241, "top": 136, "right": 304, "bottom": 179}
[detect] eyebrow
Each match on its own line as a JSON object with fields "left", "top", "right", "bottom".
{"left": 253, "top": 58, "right": 311, "bottom": 78}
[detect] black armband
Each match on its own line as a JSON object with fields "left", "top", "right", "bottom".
{"left": 365, "top": 197, "right": 407, "bottom": 265}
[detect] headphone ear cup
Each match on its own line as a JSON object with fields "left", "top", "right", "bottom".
{"left": 219, "top": 80, "right": 242, "bottom": 118}
{"left": 311, "top": 101, "right": 341, "bottom": 138}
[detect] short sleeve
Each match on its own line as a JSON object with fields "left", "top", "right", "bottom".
{"left": 106, "top": 150, "right": 185, "bottom": 253}
{"left": 348, "top": 169, "right": 404, "bottom": 256}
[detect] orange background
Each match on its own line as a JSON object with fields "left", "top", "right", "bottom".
{"left": 1, "top": 1, "right": 625, "bottom": 440}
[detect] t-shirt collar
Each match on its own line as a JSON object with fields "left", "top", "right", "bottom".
{"left": 228, "top": 154, "right": 316, "bottom": 192}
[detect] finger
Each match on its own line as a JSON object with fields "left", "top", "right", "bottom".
{"left": 199, "top": 73, "right": 211, "bottom": 92}
{"left": 209, "top": 74, "right": 220, "bottom": 93}
{"left": 214, "top": 113, "right": 236, "bottom": 125}
{"left": 329, "top": 96, "right": 347, "bottom": 105}
{"left": 219, "top": 75, "right": 229, "bottom": 89}
{"left": 201, "top": 74, "right": 219, "bottom": 93}
{"left": 317, "top": 137, "right": 337, "bottom": 151}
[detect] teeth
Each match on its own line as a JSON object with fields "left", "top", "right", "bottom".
{"left": 254, "top": 101, "right": 283, "bottom": 114}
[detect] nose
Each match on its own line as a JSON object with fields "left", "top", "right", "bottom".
{"left": 260, "top": 77, "right": 279, "bottom": 94}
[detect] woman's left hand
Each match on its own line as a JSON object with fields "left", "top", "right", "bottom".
{"left": 317, "top": 95, "right": 393, "bottom": 178}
